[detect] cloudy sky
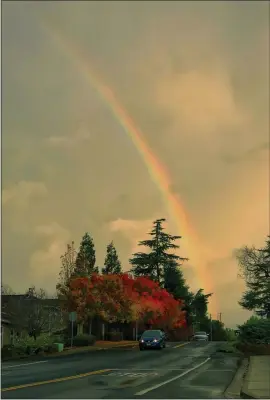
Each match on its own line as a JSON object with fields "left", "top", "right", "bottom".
{"left": 2, "top": 1, "right": 269, "bottom": 327}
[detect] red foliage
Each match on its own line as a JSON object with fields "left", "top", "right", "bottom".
{"left": 68, "top": 273, "right": 186, "bottom": 328}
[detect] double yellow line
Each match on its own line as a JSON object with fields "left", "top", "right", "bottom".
{"left": 172, "top": 342, "right": 191, "bottom": 349}
{"left": 1, "top": 369, "right": 111, "bottom": 392}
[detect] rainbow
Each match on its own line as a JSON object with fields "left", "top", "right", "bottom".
{"left": 41, "top": 22, "right": 216, "bottom": 314}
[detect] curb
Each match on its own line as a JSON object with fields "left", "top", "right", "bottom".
{"left": 240, "top": 390, "right": 255, "bottom": 399}
{"left": 240, "top": 356, "right": 258, "bottom": 399}
{"left": 240, "top": 357, "right": 256, "bottom": 399}
{"left": 224, "top": 357, "right": 248, "bottom": 399}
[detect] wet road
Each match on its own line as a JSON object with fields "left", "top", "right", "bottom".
{"left": 1, "top": 342, "right": 239, "bottom": 399}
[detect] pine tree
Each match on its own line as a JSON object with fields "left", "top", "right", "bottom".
{"left": 102, "top": 242, "right": 122, "bottom": 274}
{"left": 237, "top": 235, "right": 270, "bottom": 318}
{"left": 163, "top": 260, "right": 212, "bottom": 327}
{"left": 74, "top": 233, "right": 98, "bottom": 277}
{"left": 129, "top": 218, "right": 188, "bottom": 285}
{"left": 191, "top": 289, "right": 212, "bottom": 321}
{"left": 164, "top": 260, "right": 190, "bottom": 299}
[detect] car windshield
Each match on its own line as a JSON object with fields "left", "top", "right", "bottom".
{"left": 141, "top": 330, "right": 161, "bottom": 338}
{"left": 195, "top": 332, "right": 207, "bottom": 335}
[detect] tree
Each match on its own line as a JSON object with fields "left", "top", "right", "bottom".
{"left": 163, "top": 260, "right": 195, "bottom": 326}
{"left": 129, "top": 218, "right": 188, "bottom": 286}
{"left": 164, "top": 260, "right": 190, "bottom": 300}
{"left": 236, "top": 236, "right": 270, "bottom": 318}
{"left": 74, "top": 233, "right": 98, "bottom": 277}
{"left": 1, "top": 284, "right": 15, "bottom": 295}
{"left": 210, "top": 320, "right": 227, "bottom": 341}
{"left": 102, "top": 242, "right": 122, "bottom": 274}
{"left": 225, "top": 328, "right": 237, "bottom": 342}
{"left": 2, "top": 286, "right": 61, "bottom": 340}
{"left": 191, "top": 289, "right": 212, "bottom": 322}
{"left": 69, "top": 273, "right": 186, "bottom": 329}
{"left": 56, "top": 242, "right": 76, "bottom": 298}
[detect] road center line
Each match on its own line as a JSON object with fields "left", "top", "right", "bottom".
{"left": 172, "top": 342, "right": 191, "bottom": 349}
{"left": 2, "top": 361, "right": 48, "bottom": 370}
{"left": 1, "top": 369, "right": 111, "bottom": 392}
{"left": 135, "top": 357, "right": 211, "bottom": 396}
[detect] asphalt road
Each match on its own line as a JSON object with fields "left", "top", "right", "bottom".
{"left": 1, "top": 342, "right": 239, "bottom": 399}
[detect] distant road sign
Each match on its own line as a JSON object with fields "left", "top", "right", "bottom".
{"left": 69, "top": 311, "right": 77, "bottom": 322}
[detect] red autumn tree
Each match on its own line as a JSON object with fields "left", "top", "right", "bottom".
{"left": 69, "top": 274, "right": 134, "bottom": 323}
{"left": 68, "top": 273, "right": 186, "bottom": 328}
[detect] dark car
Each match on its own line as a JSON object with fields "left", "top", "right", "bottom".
{"left": 139, "top": 329, "right": 166, "bottom": 350}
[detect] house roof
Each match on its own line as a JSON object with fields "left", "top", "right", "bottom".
{"left": 2, "top": 295, "right": 60, "bottom": 306}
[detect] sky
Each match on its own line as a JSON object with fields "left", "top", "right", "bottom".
{"left": 2, "top": 1, "right": 269, "bottom": 327}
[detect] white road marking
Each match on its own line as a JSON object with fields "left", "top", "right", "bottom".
{"left": 2, "top": 360, "right": 48, "bottom": 370}
{"left": 104, "top": 371, "right": 159, "bottom": 378}
{"left": 135, "top": 357, "right": 211, "bottom": 395}
{"left": 109, "top": 368, "right": 187, "bottom": 371}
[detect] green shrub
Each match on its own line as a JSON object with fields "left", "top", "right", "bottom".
{"left": 217, "top": 342, "right": 239, "bottom": 353}
{"left": 2, "top": 345, "right": 27, "bottom": 360}
{"left": 14, "top": 333, "right": 61, "bottom": 349}
{"left": 225, "top": 329, "right": 237, "bottom": 342}
{"left": 108, "top": 332, "right": 123, "bottom": 342}
{"left": 236, "top": 342, "right": 270, "bottom": 355}
{"left": 66, "top": 334, "right": 96, "bottom": 347}
{"left": 237, "top": 318, "right": 270, "bottom": 345}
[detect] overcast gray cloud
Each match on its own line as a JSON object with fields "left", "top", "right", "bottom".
{"left": 2, "top": 1, "right": 269, "bottom": 327}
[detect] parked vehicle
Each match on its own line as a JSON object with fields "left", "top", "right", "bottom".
{"left": 139, "top": 329, "right": 166, "bottom": 350}
{"left": 192, "top": 331, "right": 209, "bottom": 342}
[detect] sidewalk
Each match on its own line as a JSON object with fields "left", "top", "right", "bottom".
{"left": 241, "top": 356, "right": 270, "bottom": 399}
{"left": 2, "top": 341, "right": 138, "bottom": 362}
{"left": 46, "top": 340, "right": 138, "bottom": 358}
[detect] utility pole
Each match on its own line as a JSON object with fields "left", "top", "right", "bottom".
{"left": 210, "top": 314, "right": 213, "bottom": 341}
{"left": 218, "top": 312, "right": 222, "bottom": 323}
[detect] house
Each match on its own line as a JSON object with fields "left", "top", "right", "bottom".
{"left": 1, "top": 311, "right": 14, "bottom": 347}
{"left": 1, "top": 294, "right": 65, "bottom": 343}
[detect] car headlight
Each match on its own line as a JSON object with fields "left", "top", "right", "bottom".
{"left": 140, "top": 339, "right": 144, "bottom": 343}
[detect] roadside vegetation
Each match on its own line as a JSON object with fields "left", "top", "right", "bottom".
{"left": 234, "top": 236, "right": 270, "bottom": 355}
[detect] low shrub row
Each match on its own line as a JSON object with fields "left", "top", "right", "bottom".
{"left": 237, "top": 318, "right": 270, "bottom": 345}
{"left": 2, "top": 333, "right": 97, "bottom": 360}
{"left": 236, "top": 342, "right": 270, "bottom": 355}
{"left": 65, "top": 334, "right": 96, "bottom": 347}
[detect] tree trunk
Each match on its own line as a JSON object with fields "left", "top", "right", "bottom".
{"left": 88, "top": 319, "right": 92, "bottom": 335}
{"left": 77, "top": 323, "right": 83, "bottom": 335}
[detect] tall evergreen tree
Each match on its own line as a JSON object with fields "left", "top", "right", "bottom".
{"left": 129, "top": 218, "right": 188, "bottom": 285}
{"left": 191, "top": 289, "right": 212, "bottom": 321}
{"left": 164, "top": 260, "right": 195, "bottom": 326}
{"left": 74, "top": 233, "right": 98, "bottom": 277}
{"left": 164, "top": 262, "right": 212, "bottom": 328}
{"left": 237, "top": 235, "right": 270, "bottom": 318}
{"left": 164, "top": 260, "right": 190, "bottom": 300}
{"left": 102, "top": 242, "right": 122, "bottom": 274}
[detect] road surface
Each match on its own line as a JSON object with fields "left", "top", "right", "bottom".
{"left": 1, "top": 342, "right": 239, "bottom": 399}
